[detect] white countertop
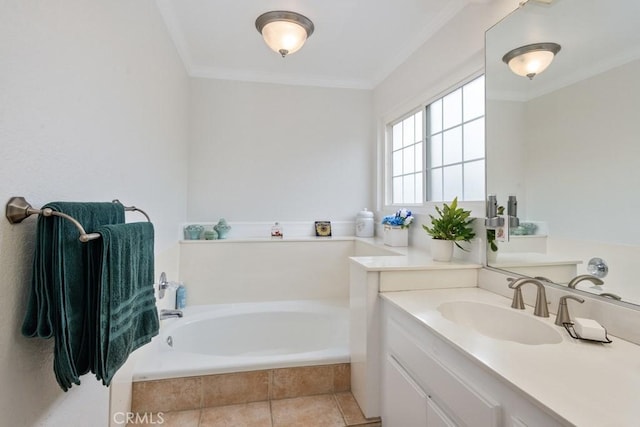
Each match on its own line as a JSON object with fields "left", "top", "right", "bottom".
{"left": 381, "top": 287, "right": 640, "bottom": 427}
{"left": 349, "top": 253, "right": 481, "bottom": 272}
{"left": 350, "top": 237, "right": 482, "bottom": 272}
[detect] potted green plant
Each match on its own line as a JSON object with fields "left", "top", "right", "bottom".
{"left": 422, "top": 197, "right": 476, "bottom": 261}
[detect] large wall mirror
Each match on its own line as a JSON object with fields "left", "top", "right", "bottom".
{"left": 485, "top": 0, "right": 640, "bottom": 307}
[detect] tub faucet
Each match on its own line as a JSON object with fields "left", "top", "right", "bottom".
{"left": 567, "top": 274, "right": 604, "bottom": 289}
{"left": 160, "top": 309, "right": 183, "bottom": 320}
{"left": 507, "top": 277, "right": 549, "bottom": 317}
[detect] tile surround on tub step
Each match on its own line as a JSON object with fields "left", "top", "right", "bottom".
{"left": 131, "top": 363, "right": 351, "bottom": 412}
{"left": 202, "top": 370, "right": 270, "bottom": 408}
{"left": 131, "top": 376, "right": 202, "bottom": 413}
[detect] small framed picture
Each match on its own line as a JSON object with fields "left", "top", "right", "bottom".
{"left": 314, "top": 221, "right": 332, "bottom": 237}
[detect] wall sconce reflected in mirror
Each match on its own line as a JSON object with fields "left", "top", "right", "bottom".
{"left": 502, "top": 42, "right": 561, "bottom": 79}
{"left": 255, "top": 11, "right": 314, "bottom": 58}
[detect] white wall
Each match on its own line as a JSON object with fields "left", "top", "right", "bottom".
{"left": 187, "top": 78, "right": 374, "bottom": 222}
{"left": 0, "top": 1, "right": 189, "bottom": 426}
{"left": 485, "top": 99, "right": 527, "bottom": 216}
{"left": 179, "top": 240, "right": 353, "bottom": 304}
{"left": 517, "top": 58, "right": 640, "bottom": 305}
{"left": 524, "top": 58, "right": 640, "bottom": 245}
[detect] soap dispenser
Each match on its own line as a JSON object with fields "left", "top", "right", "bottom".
{"left": 176, "top": 284, "right": 187, "bottom": 309}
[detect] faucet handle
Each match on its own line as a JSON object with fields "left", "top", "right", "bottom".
{"left": 158, "top": 272, "right": 169, "bottom": 299}
{"left": 560, "top": 295, "right": 585, "bottom": 304}
{"left": 554, "top": 295, "right": 585, "bottom": 326}
{"left": 511, "top": 287, "right": 525, "bottom": 309}
{"left": 157, "top": 272, "right": 182, "bottom": 300}
{"left": 507, "top": 278, "right": 525, "bottom": 309}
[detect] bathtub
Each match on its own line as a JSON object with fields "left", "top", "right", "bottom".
{"left": 132, "top": 299, "right": 349, "bottom": 381}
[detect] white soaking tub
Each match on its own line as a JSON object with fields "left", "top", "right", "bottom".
{"left": 132, "top": 299, "right": 349, "bottom": 381}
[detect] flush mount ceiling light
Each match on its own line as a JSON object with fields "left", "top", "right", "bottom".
{"left": 502, "top": 42, "right": 562, "bottom": 80}
{"left": 255, "top": 11, "right": 314, "bottom": 58}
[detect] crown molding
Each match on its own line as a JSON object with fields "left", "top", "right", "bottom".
{"left": 190, "top": 66, "right": 374, "bottom": 90}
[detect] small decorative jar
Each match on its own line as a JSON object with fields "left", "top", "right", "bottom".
{"left": 214, "top": 218, "right": 231, "bottom": 239}
{"left": 355, "top": 208, "right": 374, "bottom": 237}
{"left": 185, "top": 224, "right": 204, "bottom": 240}
{"left": 204, "top": 228, "right": 218, "bottom": 240}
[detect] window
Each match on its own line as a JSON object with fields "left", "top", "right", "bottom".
{"left": 387, "top": 75, "right": 485, "bottom": 205}
{"left": 390, "top": 110, "right": 424, "bottom": 204}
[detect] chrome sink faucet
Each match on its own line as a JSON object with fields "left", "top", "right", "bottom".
{"left": 507, "top": 278, "right": 549, "bottom": 317}
{"left": 567, "top": 274, "right": 604, "bottom": 289}
{"left": 159, "top": 309, "right": 183, "bottom": 320}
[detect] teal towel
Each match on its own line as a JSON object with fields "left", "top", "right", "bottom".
{"left": 91, "top": 222, "right": 159, "bottom": 386}
{"left": 21, "top": 202, "right": 125, "bottom": 390}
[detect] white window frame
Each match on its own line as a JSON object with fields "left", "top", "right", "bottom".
{"left": 382, "top": 73, "right": 486, "bottom": 215}
{"left": 385, "top": 108, "right": 425, "bottom": 208}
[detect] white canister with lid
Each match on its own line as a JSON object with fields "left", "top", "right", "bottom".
{"left": 355, "top": 208, "right": 375, "bottom": 237}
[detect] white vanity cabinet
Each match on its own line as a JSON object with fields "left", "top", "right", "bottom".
{"left": 384, "top": 354, "right": 458, "bottom": 427}
{"left": 381, "top": 297, "right": 569, "bottom": 427}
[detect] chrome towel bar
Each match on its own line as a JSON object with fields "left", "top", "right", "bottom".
{"left": 5, "top": 196, "right": 150, "bottom": 242}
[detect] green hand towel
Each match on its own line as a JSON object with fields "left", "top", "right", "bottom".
{"left": 22, "top": 202, "right": 125, "bottom": 391}
{"left": 90, "top": 222, "right": 158, "bottom": 385}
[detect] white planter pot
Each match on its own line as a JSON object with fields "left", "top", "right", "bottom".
{"left": 431, "top": 239, "right": 453, "bottom": 262}
{"left": 487, "top": 248, "right": 498, "bottom": 264}
{"left": 383, "top": 225, "right": 408, "bottom": 247}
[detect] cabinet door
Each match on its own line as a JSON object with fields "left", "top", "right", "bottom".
{"left": 383, "top": 355, "right": 428, "bottom": 427}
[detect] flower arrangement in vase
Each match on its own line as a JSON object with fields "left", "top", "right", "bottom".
{"left": 382, "top": 209, "right": 414, "bottom": 246}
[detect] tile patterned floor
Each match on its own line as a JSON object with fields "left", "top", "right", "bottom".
{"left": 130, "top": 392, "right": 381, "bottom": 427}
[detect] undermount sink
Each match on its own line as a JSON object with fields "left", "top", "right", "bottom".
{"left": 437, "top": 301, "right": 563, "bottom": 345}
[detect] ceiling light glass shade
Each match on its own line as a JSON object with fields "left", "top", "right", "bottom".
{"left": 502, "top": 42, "right": 561, "bottom": 79}
{"left": 262, "top": 21, "right": 308, "bottom": 56}
{"left": 256, "top": 11, "right": 314, "bottom": 58}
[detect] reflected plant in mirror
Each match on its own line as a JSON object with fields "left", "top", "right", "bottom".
{"left": 485, "top": 0, "right": 640, "bottom": 306}
{"left": 486, "top": 205, "right": 504, "bottom": 250}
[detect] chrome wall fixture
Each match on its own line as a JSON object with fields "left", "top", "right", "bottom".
{"left": 502, "top": 42, "right": 561, "bottom": 79}
{"left": 255, "top": 11, "right": 314, "bottom": 58}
